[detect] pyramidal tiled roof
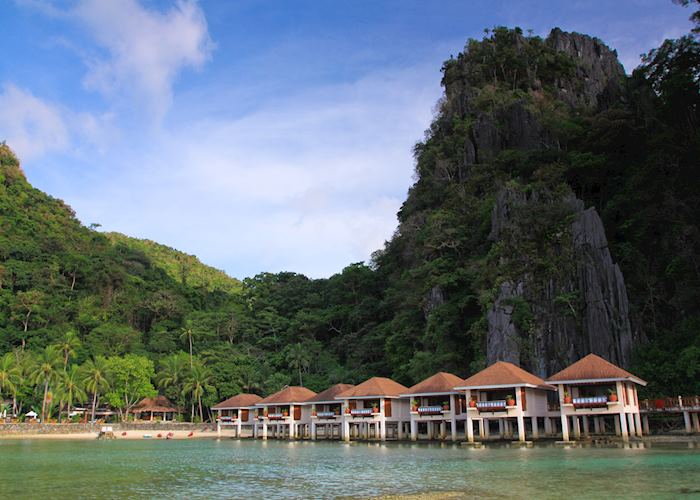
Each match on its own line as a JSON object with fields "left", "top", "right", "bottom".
{"left": 257, "top": 386, "right": 317, "bottom": 405}
{"left": 457, "top": 361, "right": 552, "bottom": 389}
{"left": 211, "top": 393, "right": 262, "bottom": 409}
{"left": 547, "top": 354, "right": 647, "bottom": 385}
{"left": 305, "top": 384, "right": 355, "bottom": 403}
{"left": 336, "top": 377, "right": 408, "bottom": 398}
{"left": 402, "top": 372, "right": 465, "bottom": 395}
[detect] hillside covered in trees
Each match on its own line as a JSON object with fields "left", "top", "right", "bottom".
{"left": 0, "top": 19, "right": 698, "bottom": 421}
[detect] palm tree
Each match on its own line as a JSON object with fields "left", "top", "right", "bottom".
{"left": 182, "top": 362, "right": 214, "bottom": 422}
{"left": 55, "top": 330, "right": 81, "bottom": 371}
{"left": 157, "top": 353, "right": 188, "bottom": 411}
{"left": 179, "top": 321, "right": 195, "bottom": 369}
{"left": 57, "top": 365, "right": 87, "bottom": 421}
{"left": 29, "top": 346, "right": 62, "bottom": 421}
{"left": 0, "top": 353, "right": 21, "bottom": 416}
{"left": 81, "top": 357, "right": 110, "bottom": 423}
{"left": 286, "top": 343, "right": 311, "bottom": 386}
{"left": 157, "top": 354, "right": 187, "bottom": 391}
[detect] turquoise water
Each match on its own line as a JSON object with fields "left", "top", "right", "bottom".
{"left": 0, "top": 439, "right": 699, "bottom": 499}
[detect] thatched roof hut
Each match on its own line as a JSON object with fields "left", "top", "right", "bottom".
{"left": 132, "top": 395, "right": 181, "bottom": 420}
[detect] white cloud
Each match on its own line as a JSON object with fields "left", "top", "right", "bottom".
{"left": 0, "top": 83, "right": 117, "bottom": 162}
{"left": 67, "top": 65, "right": 441, "bottom": 278}
{"left": 72, "top": 0, "right": 214, "bottom": 119}
{"left": 0, "top": 84, "right": 69, "bottom": 160}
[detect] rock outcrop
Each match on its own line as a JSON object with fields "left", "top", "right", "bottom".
{"left": 546, "top": 28, "right": 626, "bottom": 109}
{"left": 486, "top": 190, "right": 634, "bottom": 377}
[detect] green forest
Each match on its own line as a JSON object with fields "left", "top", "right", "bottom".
{"left": 0, "top": 12, "right": 698, "bottom": 422}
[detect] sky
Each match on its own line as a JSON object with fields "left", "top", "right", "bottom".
{"left": 0, "top": 0, "right": 694, "bottom": 279}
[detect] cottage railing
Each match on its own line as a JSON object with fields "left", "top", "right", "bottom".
{"left": 475, "top": 400, "right": 507, "bottom": 411}
{"left": 572, "top": 396, "right": 608, "bottom": 408}
{"left": 417, "top": 406, "right": 443, "bottom": 415}
{"left": 316, "top": 411, "right": 337, "bottom": 418}
{"left": 350, "top": 408, "right": 374, "bottom": 416}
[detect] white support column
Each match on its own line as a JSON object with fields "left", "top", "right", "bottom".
{"left": 217, "top": 417, "right": 221, "bottom": 437}
{"left": 498, "top": 419, "right": 504, "bottom": 438}
{"left": 262, "top": 421, "right": 268, "bottom": 440}
{"left": 614, "top": 415, "right": 621, "bottom": 435}
{"left": 482, "top": 418, "right": 489, "bottom": 439}
{"left": 627, "top": 413, "right": 636, "bottom": 438}
{"left": 683, "top": 411, "right": 692, "bottom": 433}
{"left": 516, "top": 415, "right": 526, "bottom": 442}
{"left": 692, "top": 412, "right": 700, "bottom": 433}
{"left": 573, "top": 416, "right": 581, "bottom": 438}
{"left": 311, "top": 421, "right": 317, "bottom": 441}
{"left": 593, "top": 416, "right": 601, "bottom": 434}
{"left": 561, "top": 415, "right": 570, "bottom": 441}
{"left": 582, "top": 416, "right": 590, "bottom": 437}
{"left": 439, "top": 421, "right": 446, "bottom": 440}
{"left": 600, "top": 417, "right": 607, "bottom": 434}
{"left": 531, "top": 417, "right": 539, "bottom": 439}
{"left": 410, "top": 416, "right": 417, "bottom": 441}
{"left": 467, "top": 416, "right": 475, "bottom": 442}
{"left": 450, "top": 394, "right": 457, "bottom": 442}
{"left": 380, "top": 398, "right": 387, "bottom": 441}
{"left": 237, "top": 418, "right": 242, "bottom": 438}
{"left": 634, "top": 412, "right": 643, "bottom": 437}
{"left": 544, "top": 416, "right": 552, "bottom": 436}
{"left": 642, "top": 415, "right": 650, "bottom": 435}
{"left": 343, "top": 418, "right": 350, "bottom": 442}
{"left": 619, "top": 412, "right": 629, "bottom": 441}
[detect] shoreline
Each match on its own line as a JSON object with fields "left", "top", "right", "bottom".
{"left": 0, "top": 428, "right": 234, "bottom": 440}
{"left": 1, "top": 429, "right": 697, "bottom": 444}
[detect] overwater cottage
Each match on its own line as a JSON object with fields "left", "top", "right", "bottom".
{"left": 255, "top": 386, "right": 317, "bottom": 440}
{"left": 303, "top": 383, "right": 355, "bottom": 440}
{"left": 546, "top": 353, "right": 647, "bottom": 442}
{"left": 212, "top": 393, "right": 262, "bottom": 437}
{"left": 131, "top": 396, "right": 180, "bottom": 421}
{"left": 455, "top": 361, "right": 557, "bottom": 442}
{"left": 400, "top": 372, "right": 466, "bottom": 441}
{"left": 335, "top": 377, "right": 410, "bottom": 441}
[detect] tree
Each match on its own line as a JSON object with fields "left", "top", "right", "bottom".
{"left": 55, "top": 330, "right": 81, "bottom": 371}
{"left": 56, "top": 365, "right": 87, "bottom": 421}
{"left": 10, "top": 290, "right": 44, "bottom": 349}
{"left": 182, "top": 361, "right": 214, "bottom": 422}
{"left": 286, "top": 343, "right": 311, "bottom": 386}
{"left": 156, "top": 352, "right": 189, "bottom": 408}
{"left": 0, "top": 353, "right": 21, "bottom": 415}
{"left": 180, "top": 320, "right": 195, "bottom": 369}
{"left": 81, "top": 357, "right": 110, "bottom": 423}
{"left": 29, "top": 345, "right": 62, "bottom": 421}
{"left": 104, "top": 354, "right": 156, "bottom": 421}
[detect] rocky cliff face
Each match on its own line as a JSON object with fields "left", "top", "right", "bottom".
{"left": 486, "top": 190, "right": 633, "bottom": 377}
{"left": 442, "top": 28, "right": 634, "bottom": 374}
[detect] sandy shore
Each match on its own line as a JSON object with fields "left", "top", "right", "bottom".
{"left": 0, "top": 429, "right": 238, "bottom": 440}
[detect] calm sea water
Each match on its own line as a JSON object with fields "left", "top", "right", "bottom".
{"left": 0, "top": 439, "right": 698, "bottom": 499}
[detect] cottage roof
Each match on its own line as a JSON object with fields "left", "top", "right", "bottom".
{"left": 133, "top": 395, "right": 180, "bottom": 413}
{"left": 304, "top": 384, "right": 355, "bottom": 404}
{"left": 546, "top": 354, "right": 647, "bottom": 385}
{"left": 212, "top": 393, "right": 262, "bottom": 410}
{"left": 456, "top": 361, "right": 554, "bottom": 390}
{"left": 336, "top": 377, "right": 408, "bottom": 399}
{"left": 257, "top": 386, "right": 317, "bottom": 405}
{"left": 402, "top": 372, "right": 465, "bottom": 396}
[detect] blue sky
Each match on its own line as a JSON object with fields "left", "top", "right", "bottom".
{"left": 0, "top": 0, "right": 693, "bottom": 279}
